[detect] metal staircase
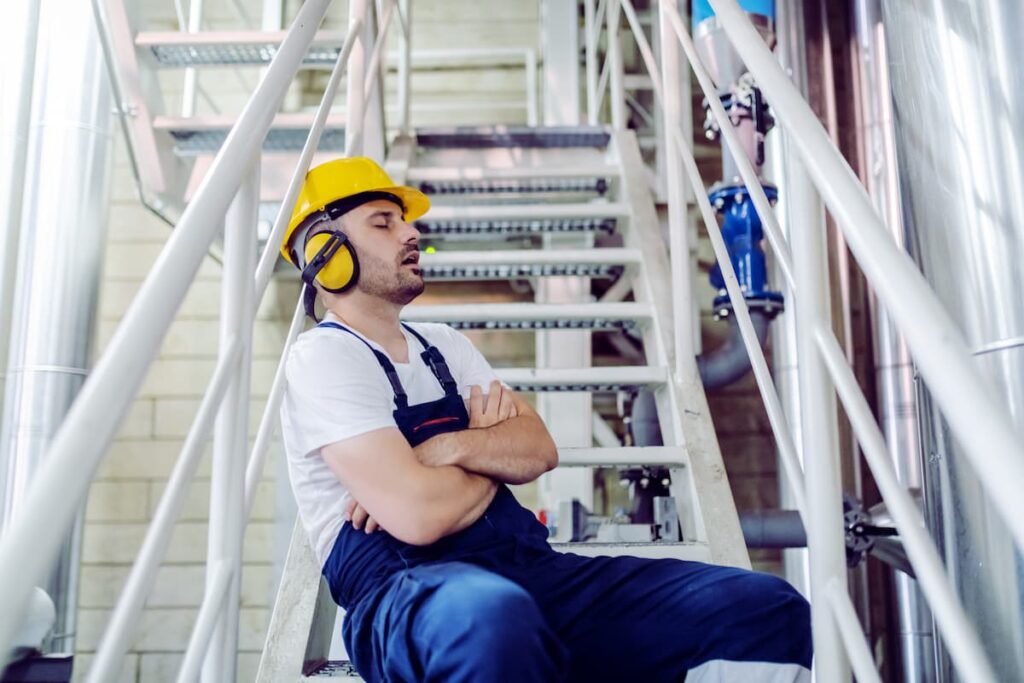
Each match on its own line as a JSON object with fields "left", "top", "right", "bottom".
{"left": 256, "top": 125, "right": 746, "bottom": 681}
{"left": 0, "top": 1, "right": 1018, "bottom": 682}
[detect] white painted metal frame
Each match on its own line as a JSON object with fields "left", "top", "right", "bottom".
{"left": 0, "top": 0, "right": 389, "bottom": 676}
{"left": 583, "top": 0, "right": 1023, "bottom": 679}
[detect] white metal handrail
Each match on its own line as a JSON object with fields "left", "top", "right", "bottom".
{"left": 595, "top": 0, "right": 1024, "bottom": 679}
{"left": 816, "top": 328, "right": 996, "bottom": 680}
{"left": 253, "top": 20, "right": 363, "bottom": 302}
{"left": 662, "top": 7, "right": 794, "bottom": 291}
{"left": 362, "top": 0, "right": 397, "bottom": 104}
{"left": 85, "top": 339, "right": 242, "bottom": 683}
{"left": 706, "top": 0, "right": 1024, "bottom": 552}
{"left": 0, "top": 0, "right": 342, "bottom": 670}
{"left": 244, "top": 299, "right": 306, "bottom": 518}
{"left": 616, "top": 0, "right": 807, "bottom": 518}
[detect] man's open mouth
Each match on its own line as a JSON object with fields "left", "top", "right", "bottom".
{"left": 401, "top": 251, "right": 420, "bottom": 266}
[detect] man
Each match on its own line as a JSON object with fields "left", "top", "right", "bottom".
{"left": 280, "top": 157, "right": 812, "bottom": 682}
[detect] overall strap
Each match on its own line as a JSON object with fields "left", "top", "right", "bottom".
{"left": 400, "top": 323, "right": 460, "bottom": 397}
{"left": 316, "top": 322, "right": 409, "bottom": 409}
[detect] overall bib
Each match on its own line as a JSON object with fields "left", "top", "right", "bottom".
{"left": 318, "top": 322, "right": 812, "bottom": 682}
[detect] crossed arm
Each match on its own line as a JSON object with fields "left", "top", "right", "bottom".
{"left": 325, "top": 381, "right": 557, "bottom": 544}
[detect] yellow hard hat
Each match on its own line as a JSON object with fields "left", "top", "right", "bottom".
{"left": 280, "top": 157, "right": 430, "bottom": 267}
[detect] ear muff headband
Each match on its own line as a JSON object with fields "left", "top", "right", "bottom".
{"left": 301, "top": 231, "right": 360, "bottom": 293}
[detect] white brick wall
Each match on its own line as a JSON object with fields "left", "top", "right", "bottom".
{"left": 78, "top": 134, "right": 293, "bottom": 680}
{"left": 78, "top": 2, "right": 544, "bottom": 680}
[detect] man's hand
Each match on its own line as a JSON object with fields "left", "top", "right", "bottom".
{"left": 469, "top": 380, "right": 517, "bottom": 429}
{"left": 413, "top": 381, "right": 518, "bottom": 468}
{"left": 344, "top": 497, "right": 381, "bottom": 534}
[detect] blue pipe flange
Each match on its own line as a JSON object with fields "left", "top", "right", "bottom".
{"left": 707, "top": 183, "right": 784, "bottom": 319}
{"left": 692, "top": 0, "right": 776, "bottom": 26}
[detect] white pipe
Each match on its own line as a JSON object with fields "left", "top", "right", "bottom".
{"left": 0, "top": 0, "right": 334, "bottom": 664}
{"left": 657, "top": 0, "right": 695, "bottom": 383}
{"left": 396, "top": 0, "right": 411, "bottom": 134}
{"left": 345, "top": 0, "right": 369, "bottom": 157}
{"left": 663, "top": 5, "right": 795, "bottom": 291}
{"left": 584, "top": 0, "right": 599, "bottom": 125}
{"left": 816, "top": 329, "right": 998, "bottom": 682}
{"left": 253, "top": 20, "right": 362, "bottom": 304}
{"left": 244, "top": 298, "right": 305, "bottom": 519}
{"left": 0, "top": 0, "right": 41, "bottom": 426}
{"left": 824, "top": 578, "right": 883, "bottom": 683}
{"left": 618, "top": 0, "right": 806, "bottom": 518}
{"left": 708, "top": 0, "right": 1024, "bottom": 553}
{"left": 176, "top": 561, "right": 233, "bottom": 683}
{"left": 85, "top": 340, "right": 242, "bottom": 683}
{"left": 181, "top": 0, "right": 204, "bottom": 117}
{"left": 202, "top": 162, "right": 258, "bottom": 683}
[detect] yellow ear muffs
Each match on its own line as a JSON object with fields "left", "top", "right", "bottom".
{"left": 301, "top": 231, "right": 360, "bottom": 293}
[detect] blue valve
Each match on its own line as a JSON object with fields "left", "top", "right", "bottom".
{"left": 707, "top": 183, "right": 784, "bottom": 318}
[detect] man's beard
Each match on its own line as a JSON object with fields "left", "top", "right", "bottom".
{"left": 356, "top": 253, "right": 424, "bottom": 305}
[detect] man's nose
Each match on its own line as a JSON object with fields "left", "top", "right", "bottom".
{"left": 400, "top": 219, "right": 420, "bottom": 246}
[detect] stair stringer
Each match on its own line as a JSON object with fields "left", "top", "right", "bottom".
{"left": 611, "top": 129, "right": 750, "bottom": 570}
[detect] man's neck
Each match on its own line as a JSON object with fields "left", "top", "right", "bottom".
{"left": 325, "top": 293, "right": 404, "bottom": 344}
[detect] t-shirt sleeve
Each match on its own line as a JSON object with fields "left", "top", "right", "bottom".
{"left": 444, "top": 327, "right": 502, "bottom": 401}
{"left": 281, "top": 333, "right": 397, "bottom": 457}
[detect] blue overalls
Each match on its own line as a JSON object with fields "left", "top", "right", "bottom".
{"left": 318, "top": 321, "right": 812, "bottom": 682}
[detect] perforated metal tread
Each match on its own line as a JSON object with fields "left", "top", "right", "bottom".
{"left": 136, "top": 30, "right": 347, "bottom": 68}
{"left": 495, "top": 366, "right": 666, "bottom": 393}
{"left": 416, "top": 202, "right": 626, "bottom": 239}
{"left": 153, "top": 114, "right": 345, "bottom": 155}
{"left": 401, "top": 302, "right": 652, "bottom": 331}
{"left": 415, "top": 126, "right": 611, "bottom": 149}
{"left": 417, "top": 248, "right": 640, "bottom": 281}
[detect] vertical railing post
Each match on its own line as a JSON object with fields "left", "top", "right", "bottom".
{"left": 658, "top": 2, "right": 695, "bottom": 381}
{"left": 788, "top": 148, "right": 849, "bottom": 681}
{"left": 607, "top": 0, "right": 626, "bottom": 129}
{"left": 345, "top": 0, "right": 369, "bottom": 156}
{"left": 202, "top": 161, "right": 258, "bottom": 682}
{"left": 181, "top": 0, "right": 204, "bottom": 116}
{"left": 584, "top": 0, "right": 599, "bottom": 124}
{"left": 397, "top": 0, "right": 411, "bottom": 135}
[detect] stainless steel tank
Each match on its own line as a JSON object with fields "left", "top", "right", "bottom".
{"left": 881, "top": 1, "right": 1024, "bottom": 678}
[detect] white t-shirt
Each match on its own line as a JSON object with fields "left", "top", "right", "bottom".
{"left": 280, "top": 311, "right": 500, "bottom": 566}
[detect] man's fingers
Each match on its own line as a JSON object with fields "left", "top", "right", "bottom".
{"left": 497, "top": 386, "right": 515, "bottom": 421}
{"left": 470, "top": 384, "right": 484, "bottom": 418}
{"left": 364, "top": 517, "right": 380, "bottom": 534}
{"left": 344, "top": 498, "right": 357, "bottom": 519}
{"left": 485, "top": 380, "right": 502, "bottom": 418}
{"left": 350, "top": 503, "right": 369, "bottom": 530}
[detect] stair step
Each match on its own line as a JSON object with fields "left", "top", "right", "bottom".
{"left": 415, "top": 202, "right": 626, "bottom": 239}
{"left": 549, "top": 541, "right": 712, "bottom": 562}
{"left": 153, "top": 114, "right": 345, "bottom": 156}
{"left": 417, "top": 247, "right": 640, "bottom": 280}
{"left": 402, "top": 302, "right": 652, "bottom": 330}
{"left": 303, "top": 660, "right": 361, "bottom": 680}
{"left": 415, "top": 125, "right": 610, "bottom": 149}
{"left": 495, "top": 366, "right": 666, "bottom": 393}
{"left": 136, "top": 30, "right": 346, "bottom": 68}
{"left": 407, "top": 164, "right": 620, "bottom": 183}
{"left": 409, "top": 165, "right": 619, "bottom": 196}
{"left": 557, "top": 447, "right": 688, "bottom": 467}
